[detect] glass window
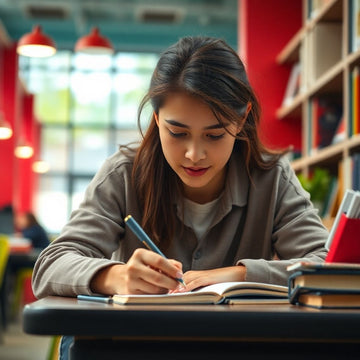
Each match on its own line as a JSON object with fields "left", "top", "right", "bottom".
{"left": 70, "top": 71, "right": 112, "bottom": 125}
{"left": 115, "top": 129, "right": 142, "bottom": 149}
{"left": 29, "top": 51, "right": 72, "bottom": 70}
{"left": 27, "top": 69, "right": 70, "bottom": 124}
{"left": 114, "top": 53, "right": 158, "bottom": 71}
{"left": 20, "top": 50, "right": 158, "bottom": 234}
{"left": 72, "top": 128, "right": 109, "bottom": 173}
{"left": 72, "top": 53, "right": 112, "bottom": 71}
{"left": 71, "top": 177, "right": 92, "bottom": 212}
{"left": 34, "top": 176, "right": 69, "bottom": 234}
{"left": 114, "top": 72, "right": 149, "bottom": 127}
{"left": 41, "top": 128, "right": 69, "bottom": 172}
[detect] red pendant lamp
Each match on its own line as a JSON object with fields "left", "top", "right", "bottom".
{"left": 17, "top": 25, "right": 56, "bottom": 57}
{"left": 75, "top": 27, "right": 114, "bottom": 55}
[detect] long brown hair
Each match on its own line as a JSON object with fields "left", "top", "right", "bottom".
{"left": 132, "top": 36, "right": 283, "bottom": 248}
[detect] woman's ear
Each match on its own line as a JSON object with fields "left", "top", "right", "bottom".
{"left": 154, "top": 112, "right": 159, "bottom": 126}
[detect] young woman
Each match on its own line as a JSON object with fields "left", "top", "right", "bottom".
{"left": 32, "top": 36, "right": 328, "bottom": 299}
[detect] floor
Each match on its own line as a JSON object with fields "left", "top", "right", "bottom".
{"left": 0, "top": 313, "right": 52, "bottom": 360}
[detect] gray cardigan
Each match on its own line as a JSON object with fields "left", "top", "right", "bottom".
{"left": 32, "top": 149, "right": 328, "bottom": 298}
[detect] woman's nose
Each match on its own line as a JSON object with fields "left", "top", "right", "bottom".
{"left": 185, "top": 141, "right": 206, "bottom": 163}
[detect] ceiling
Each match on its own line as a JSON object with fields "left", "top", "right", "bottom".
{"left": 0, "top": 0, "right": 238, "bottom": 53}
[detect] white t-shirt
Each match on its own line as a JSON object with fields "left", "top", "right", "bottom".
{"left": 183, "top": 196, "right": 222, "bottom": 240}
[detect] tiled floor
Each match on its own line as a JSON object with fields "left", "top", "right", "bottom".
{"left": 0, "top": 314, "right": 52, "bottom": 360}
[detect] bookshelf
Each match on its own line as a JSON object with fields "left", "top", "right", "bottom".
{"left": 277, "top": 0, "right": 360, "bottom": 214}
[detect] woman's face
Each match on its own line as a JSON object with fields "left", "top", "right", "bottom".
{"left": 156, "top": 92, "right": 241, "bottom": 204}
{"left": 15, "top": 213, "right": 28, "bottom": 230}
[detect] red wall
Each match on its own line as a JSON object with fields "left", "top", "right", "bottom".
{"left": 0, "top": 43, "right": 38, "bottom": 213}
{"left": 239, "top": 0, "right": 302, "bottom": 151}
{"left": 0, "top": 44, "right": 17, "bottom": 208}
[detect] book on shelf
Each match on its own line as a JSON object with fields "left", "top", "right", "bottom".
{"left": 331, "top": 115, "right": 346, "bottom": 144}
{"left": 334, "top": 159, "right": 346, "bottom": 217}
{"left": 112, "top": 281, "right": 288, "bottom": 305}
{"left": 349, "top": 66, "right": 360, "bottom": 137}
{"left": 351, "top": 0, "right": 360, "bottom": 52}
{"left": 308, "top": 22, "right": 342, "bottom": 83}
{"left": 281, "top": 62, "right": 301, "bottom": 107}
{"left": 308, "top": 96, "right": 343, "bottom": 154}
{"left": 308, "top": 0, "right": 333, "bottom": 20}
{"left": 287, "top": 261, "right": 360, "bottom": 308}
{"left": 321, "top": 176, "right": 339, "bottom": 218}
{"left": 352, "top": 153, "right": 360, "bottom": 191}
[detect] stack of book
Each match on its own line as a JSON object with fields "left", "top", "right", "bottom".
{"left": 287, "top": 262, "right": 360, "bottom": 309}
{"left": 287, "top": 189, "right": 360, "bottom": 309}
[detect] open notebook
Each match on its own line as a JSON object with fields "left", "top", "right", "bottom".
{"left": 112, "top": 281, "right": 288, "bottom": 305}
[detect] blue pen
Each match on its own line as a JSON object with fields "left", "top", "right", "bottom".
{"left": 125, "top": 214, "right": 186, "bottom": 288}
{"left": 77, "top": 295, "right": 113, "bottom": 304}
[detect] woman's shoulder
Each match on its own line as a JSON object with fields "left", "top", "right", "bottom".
{"left": 249, "top": 153, "right": 295, "bottom": 183}
{"left": 258, "top": 153, "right": 293, "bottom": 173}
{"left": 93, "top": 145, "right": 139, "bottom": 184}
{"left": 108, "top": 145, "right": 137, "bottom": 167}
{"left": 104, "top": 144, "right": 140, "bottom": 170}
{"left": 273, "top": 154, "right": 292, "bottom": 172}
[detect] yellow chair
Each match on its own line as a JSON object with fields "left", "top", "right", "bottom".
{"left": 11, "top": 267, "right": 35, "bottom": 319}
{"left": 0, "top": 235, "right": 10, "bottom": 287}
{"left": 47, "top": 335, "right": 61, "bottom": 360}
{"left": 0, "top": 235, "right": 10, "bottom": 342}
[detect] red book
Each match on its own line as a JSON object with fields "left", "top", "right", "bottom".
{"left": 326, "top": 214, "right": 360, "bottom": 263}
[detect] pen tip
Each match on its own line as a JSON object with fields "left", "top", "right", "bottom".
{"left": 125, "top": 215, "right": 132, "bottom": 222}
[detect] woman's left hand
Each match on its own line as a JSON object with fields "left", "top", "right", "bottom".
{"left": 179, "top": 266, "right": 247, "bottom": 292}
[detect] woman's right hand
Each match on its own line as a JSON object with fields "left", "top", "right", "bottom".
{"left": 90, "top": 248, "right": 183, "bottom": 295}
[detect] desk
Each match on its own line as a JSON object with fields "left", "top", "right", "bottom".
{"left": 23, "top": 296, "right": 360, "bottom": 360}
{"left": 8, "top": 236, "right": 32, "bottom": 253}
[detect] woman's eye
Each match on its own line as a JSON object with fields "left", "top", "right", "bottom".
{"left": 169, "top": 130, "right": 186, "bottom": 138}
{"left": 207, "top": 133, "right": 225, "bottom": 140}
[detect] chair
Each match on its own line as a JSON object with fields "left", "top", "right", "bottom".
{"left": 47, "top": 335, "right": 61, "bottom": 360}
{"left": 0, "top": 235, "right": 10, "bottom": 342}
{"left": 11, "top": 267, "right": 36, "bottom": 319}
{"left": 0, "top": 235, "right": 9, "bottom": 287}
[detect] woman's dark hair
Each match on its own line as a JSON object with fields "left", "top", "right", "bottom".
{"left": 25, "top": 212, "right": 40, "bottom": 227}
{"left": 132, "top": 36, "right": 283, "bottom": 248}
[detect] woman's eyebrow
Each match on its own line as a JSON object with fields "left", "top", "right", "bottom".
{"left": 165, "top": 119, "right": 227, "bottom": 130}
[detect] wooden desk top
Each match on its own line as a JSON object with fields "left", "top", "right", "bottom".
{"left": 23, "top": 296, "right": 360, "bottom": 342}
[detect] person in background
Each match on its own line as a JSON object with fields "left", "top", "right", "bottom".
{"left": 14, "top": 212, "right": 50, "bottom": 250}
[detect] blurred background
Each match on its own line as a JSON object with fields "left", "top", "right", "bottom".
{"left": 0, "top": 1, "right": 305, "bottom": 358}
{"left": 0, "top": 0, "right": 239, "bottom": 236}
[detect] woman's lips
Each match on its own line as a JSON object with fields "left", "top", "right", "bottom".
{"left": 183, "top": 167, "right": 209, "bottom": 177}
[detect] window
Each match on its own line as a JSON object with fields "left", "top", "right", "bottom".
{"left": 19, "top": 51, "right": 158, "bottom": 234}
